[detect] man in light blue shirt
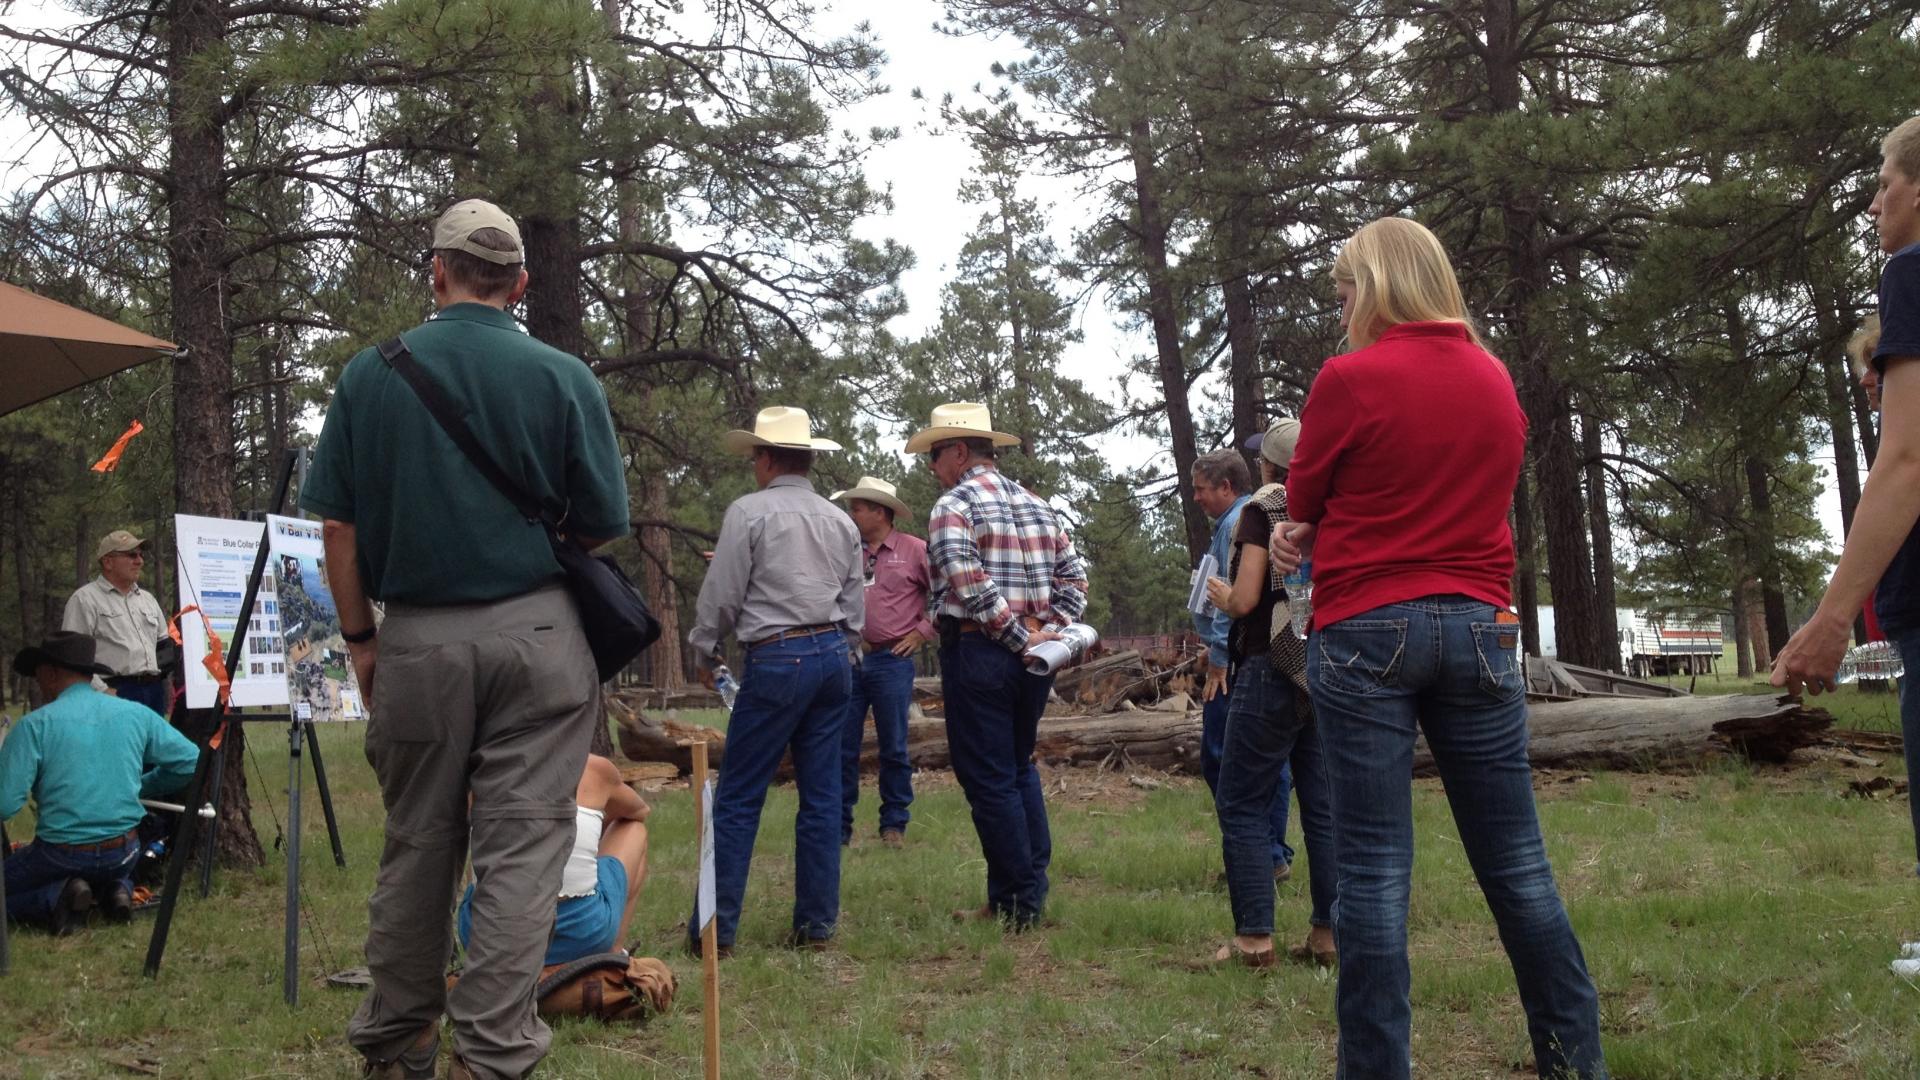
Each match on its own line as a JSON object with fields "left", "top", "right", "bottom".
{"left": 1191, "top": 448, "right": 1293, "bottom": 878}
{"left": 1, "top": 632, "right": 198, "bottom": 934}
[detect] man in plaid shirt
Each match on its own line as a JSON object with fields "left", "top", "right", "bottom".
{"left": 907, "top": 402, "right": 1088, "bottom": 929}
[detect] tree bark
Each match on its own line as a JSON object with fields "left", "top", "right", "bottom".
{"left": 1222, "top": 212, "right": 1263, "bottom": 477}
{"left": 1125, "top": 114, "right": 1208, "bottom": 559}
{"left": 1581, "top": 411, "right": 1621, "bottom": 671}
{"left": 1514, "top": 468, "right": 1541, "bottom": 656}
{"left": 169, "top": 0, "right": 261, "bottom": 869}
{"left": 1735, "top": 572, "right": 1751, "bottom": 672}
{"left": 1743, "top": 455, "right": 1792, "bottom": 656}
{"left": 1812, "top": 287, "right": 1868, "bottom": 644}
{"left": 1746, "top": 581, "right": 1773, "bottom": 671}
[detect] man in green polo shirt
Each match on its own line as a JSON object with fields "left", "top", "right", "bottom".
{"left": 301, "top": 199, "right": 630, "bottom": 1080}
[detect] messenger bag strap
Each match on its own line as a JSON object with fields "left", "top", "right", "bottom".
{"left": 376, "top": 335, "right": 563, "bottom": 529}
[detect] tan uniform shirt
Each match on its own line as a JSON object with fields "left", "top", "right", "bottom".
{"left": 62, "top": 576, "right": 165, "bottom": 676}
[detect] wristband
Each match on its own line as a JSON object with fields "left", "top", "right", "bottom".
{"left": 342, "top": 625, "right": 377, "bottom": 645}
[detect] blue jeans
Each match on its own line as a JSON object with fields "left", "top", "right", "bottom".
{"left": 1215, "top": 663, "right": 1339, "bottom": 934}
{"left": 1204, "top": 678, "right": 1295, "bottom": 866}
{"left": 840, "top": 650, "right": 916, "bottom": 841}
{"left": 941, "top": 633, "right": 1053, "bottom": 926}
{"left": 1308, "top": 597, "right": 1606, "bottom": 1080}
{"left": 1893, "top": 630, "right": 1920, "bottom": 878}
{"left": 690, "top": 634, "right": 851, "bottom": 947}
{"left": 3, "top": 834, "right": 139, "bottom": 926}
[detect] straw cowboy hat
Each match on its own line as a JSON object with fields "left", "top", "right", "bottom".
{"left": 829, "top": 476, "right": 910, "bottom": 517}
{"left": 903, "top": 402, "right": 1021, "bottom": 454}
{"left": 721, "top": 405, "right": 844, "bottom": 454}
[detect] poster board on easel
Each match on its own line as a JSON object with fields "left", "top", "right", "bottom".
{"left": 175, "top": 513, "right": 290, "bottom": 709}
{"left": 265, "top": 515, "right": 365, "bottom": 722}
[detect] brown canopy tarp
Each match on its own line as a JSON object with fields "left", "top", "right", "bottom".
{"left": 1, "top": 280, "right": 176, "bottom": 416}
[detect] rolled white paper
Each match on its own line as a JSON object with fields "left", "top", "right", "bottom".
{"left": 1024, "top": 622, "right": 1101, "bottom": 675}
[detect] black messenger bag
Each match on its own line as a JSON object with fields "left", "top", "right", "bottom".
{"left": 377, "top": 335, "right": 659, "bottom": 680}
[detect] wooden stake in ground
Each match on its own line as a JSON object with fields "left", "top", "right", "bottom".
{"left": 690, "top": 739, "right": 721, "bottom": 1080}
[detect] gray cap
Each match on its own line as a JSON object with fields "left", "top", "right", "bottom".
{"left": 1260, "top": 418, "right": 1302, "bottom": 469}
{"left": 432, "top": 199, "right": 524, "bottom": 265}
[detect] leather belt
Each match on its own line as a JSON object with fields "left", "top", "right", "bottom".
{"left": 864, "top": 636, "right": 906, "bottom": 653}
{"left": 748, "top": 624, "right": 839, "bottom": 650}
{"left": 49, "top": 827, "right": 140, "bottom": 852}
{"left": 106, "top": 673, "right": 165, "bottom": 684}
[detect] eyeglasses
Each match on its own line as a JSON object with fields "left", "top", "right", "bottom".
{"left": 115, "top": 550, "right": 146, "bottom": 560}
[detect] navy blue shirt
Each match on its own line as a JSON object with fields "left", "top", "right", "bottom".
{"left": 1873, "top": 243, "right": 1920, "bottom": 637}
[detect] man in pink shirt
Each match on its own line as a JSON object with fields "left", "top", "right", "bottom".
{"left": 832, "top": 477, "right": 936, "bottom": 847}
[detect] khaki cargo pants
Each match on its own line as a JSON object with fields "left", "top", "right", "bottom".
{"left": 346, "top": 586, "right": 598, "bottom": 1080}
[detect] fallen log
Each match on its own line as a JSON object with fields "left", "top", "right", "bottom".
{"left": 607, "top": 694, "right": 726, "bottom": 773}
{"left": 862, "top": 693, "right": 1834, "bottom": 776}
{"left": 612, "top": 690, "right": 1835, "bottom": 778}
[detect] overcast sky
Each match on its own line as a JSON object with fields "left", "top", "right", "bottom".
{"left": 1, "top": 0, "right": 1849, "bottom": 561}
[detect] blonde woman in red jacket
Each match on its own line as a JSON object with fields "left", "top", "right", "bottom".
{"left": 1270, "top": 217, "right": 1606, "bottom": 1080}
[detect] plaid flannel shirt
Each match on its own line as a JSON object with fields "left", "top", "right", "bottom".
{"left": 926, "top": 464, "right": 1089, "bottom": 652}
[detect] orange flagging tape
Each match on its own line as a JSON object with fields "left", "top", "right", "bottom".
{"left": 170, "top": 605, "right": 232, "bottom": 744}
{"left": 91, "top": 419, "right": 145, "bottom": 473}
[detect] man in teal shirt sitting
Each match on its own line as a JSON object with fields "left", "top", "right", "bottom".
{"left": 1, "top": 632, "right": 198, "bottom": 934}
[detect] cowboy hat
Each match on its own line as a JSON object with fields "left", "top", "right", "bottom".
{"left": 721, "top": 406, "right": 843, "bottom": 454}
{"left": 12, "top": 631, "right": 114, "bottom": 679}
{"left": 903, "top": 402, "right": 1021, "bottom": 454}
{"left": 829, "top": 476, "right": 909, "bottom": 517}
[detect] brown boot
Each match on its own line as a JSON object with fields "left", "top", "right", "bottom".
{"left": 359, "top": 1024, "right": 438, "bottom": 1079}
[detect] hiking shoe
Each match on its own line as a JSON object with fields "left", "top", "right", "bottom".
{"left": 1274, "top": 861, "right": 1293, "bottom": 885}
{"left": 103, "top": 883, "right": 135, "bottom": 925}
{"left": 48, "top": 878, "right": 94, "bottom": 937}
{"left": 686, "top": 935, "right": 734, "bottom": 960}
{"left": 360, "top": 1025, "right": 438, "bottom": 1079}
{"left": 1892, "top": 958, "right": 1920, "bottom": 980}
{"left": 880, "top": 829, "right": 905, "bottom": 849}
{"left": 1900, "top": 942, "right": 1920, "bottom": 960}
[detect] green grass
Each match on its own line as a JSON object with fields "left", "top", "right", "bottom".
{"left": 3, "top": 717, "right": 1918, "bottom": 1078}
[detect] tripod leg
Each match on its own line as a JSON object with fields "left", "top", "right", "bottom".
{"left": 145, "top": 734, "right": 217, "bottom": 978}
{"left": 199, "top": 741, "right": 228, "bottom": 899}
{"left": 305, "top": 721, "right": 347, "bottom": 868}
{"left": 285, "top": 718, "right": 304, "bottom": 1006}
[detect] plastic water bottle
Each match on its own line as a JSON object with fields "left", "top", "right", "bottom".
{"left": 1835, "top": 641, "right": 1903, "bottom": 684}
{"left": 1282, "top": 558, "right": 1313, "bottom": 640}
{"left": 714, "top": 665, "right": 739, "bottom": 710}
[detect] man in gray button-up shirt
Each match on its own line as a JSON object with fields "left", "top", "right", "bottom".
{"left": 686, "top": 406, "right": 863, "bottom": 952}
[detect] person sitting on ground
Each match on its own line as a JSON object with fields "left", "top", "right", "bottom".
{"left": 0, "top": 632, "right": 198, "bottom": 935}
{"left": 457, "top": 753, "right": 651, "bottom": 967}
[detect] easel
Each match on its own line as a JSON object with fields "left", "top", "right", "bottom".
{"left": 143, "top": 447, "right": 348, "bottom": 1005}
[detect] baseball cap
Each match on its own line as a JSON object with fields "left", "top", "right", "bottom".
{"left": 96, "top": 529, "right": 148, "bottom": 561}
{"left": 1260, "top": 419, "right": 1302, "bottom": 468}
{"left": 432, "top": 199, "right": 524, "bottom": 265}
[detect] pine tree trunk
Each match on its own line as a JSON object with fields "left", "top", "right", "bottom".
{"left": 637, "top": 467, "right": 684, "bottom": 689}
{"left": 1743, "top": 455, "right": 1792, "bottom": 656}
{"left": 1514, "top": 469, "right": 1541, "bottom": 656}
{"left": 1746, "top": 581, "right": 1773, "bottom": 671}
{"left": 1731, "top": 577, "right": 1754, "bottom": 679}
{"left": 1581, "top": 412, "right": 1621, "bottom": 671}
{"left": 1813, "top": 287, "right": 1868, "bottom": 644}
{"left": 1125, "top": 115, "right": 1208, "bottom": 560}
{"left": 169, "top": 0, "right": 262, "bottom": 869}
{"left": 1222, "top": 213, "right": 1262, "bottom": 477}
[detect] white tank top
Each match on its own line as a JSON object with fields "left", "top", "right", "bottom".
{"left": 558, "top": 806, "right": 604, "bottom": 898}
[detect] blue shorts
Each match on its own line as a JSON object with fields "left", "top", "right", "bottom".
{"left": 457, "top": 854, "right": 629, "bottom": 967}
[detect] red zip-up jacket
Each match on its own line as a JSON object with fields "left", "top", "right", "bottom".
{"left": 1286, "top": 321, "right": 1527, "bottom": 631}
